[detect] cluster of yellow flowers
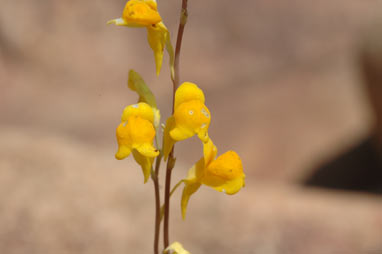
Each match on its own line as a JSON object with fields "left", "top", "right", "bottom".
{"left": 108, "top": 0, "right": 245, "bottom": 252}
{"left": 109, "top": 0, "right": 245, "bottom": 219}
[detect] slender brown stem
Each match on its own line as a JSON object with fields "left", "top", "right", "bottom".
{"left": 152, "top": 153, "right": 162, "bottom": 254}
{"left": 163, "top": 0, "right": 189, "bottom": 249}
{"left": 163, "top": 148, "right": 174, "bottom": 248}
{"left": 170, "top": 0, "right": 189, "bottom": 112}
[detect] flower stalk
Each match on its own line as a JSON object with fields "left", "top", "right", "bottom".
{"left": 151, "top": 152, "right": 162, "bottom": 254}
{"left": 171, "top": 0, "right": 188, "bottom": 97}
{"left": 164, "top": 0, "right": 189, "bottom": 249}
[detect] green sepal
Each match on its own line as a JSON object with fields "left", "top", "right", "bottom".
{"left": 128, "top": 69, "right": 157, "bottom": 108}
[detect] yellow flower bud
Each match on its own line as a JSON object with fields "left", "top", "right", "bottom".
{"left": 164, "top": 241, "right": 190, "bottom": 254}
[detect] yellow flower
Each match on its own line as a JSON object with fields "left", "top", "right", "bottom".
{"left": 164, "top": 241, "right": 190, "bottom": 254}
{"left": 116, "top": 102, "right": 159, "bottom": 183}
{"left": 107, "top": 0, "right": 161, "bottom": 27}
{"left": 181, "top": 138, "right": 245, "bottom": 219}
{"left": 163, "top": 82, "right": 211, "bottom": 160}
{"left": 107, "top": 0, "right": 174, "bottom": 76}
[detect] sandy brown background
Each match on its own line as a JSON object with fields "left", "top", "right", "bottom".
{"left": 0, "top": 0, "right": 381, "bottom": 253}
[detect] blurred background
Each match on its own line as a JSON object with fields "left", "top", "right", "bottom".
{"left": 0, "top": 0, "right": 381, "bottom": 253}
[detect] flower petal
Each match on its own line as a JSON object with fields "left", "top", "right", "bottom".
{"left": 115, "top": 122, "right": 133, "bottom": 160}
{"left": 153, "top": 108, "right": 161, "bottom": 129}
{"left": 172, "top": 100, "right": 211, "bottom": 142}
{"left": 185, "top": 158, "right": 205, "bottom": 182}
{"left": 128, "top": 116, "right": 156, "bottom": 145}
{"left": 163, "top": 116, "right": 176, "bottom": 161}
{"left": 147, "top": 22, "right": 169, "bottom": 75}
{"left": 174, "top": 82, "right": 205, "bottom": 111}
{"left": 122, "top": 0, "right": 161, "bottom": 26}
{"left": 121, "top": 102, "right": 154, "bottom": 124}
{"left": 115, "top": 145, "right": 132, "bottom": 160}
{"left": 107, "top": 18, "right": 129, "bottom": 26}
{"left": 164, "top": 241, "right": 190, "bottom": 254}
{"left": 132, "top": 150, "right": 152, "bottom": 183}
{"left": 169, "top": 126, "right": 195, "bottom": 142}
{"left": 203, "top": 138, "right": 217, "bottom": 167}
{"left": 181, "top": 159, "right": 204, "bottom": 219}
{"left": 212, "top": 177, "right": 245, "bottom": 195}
{"left": 135, "top": 143, "right": 159, "bottom": 157}
{"left": 202, "top": 151, "right": 245, "bottom": 194}
{"left": 181, "top": 181, "right": 201, "bottom": 220}
{"left": 207, "top": 151, "right": 244, "bottom": 180}
{"left": 196, "top": 128, "right": 209, "bottom": 143}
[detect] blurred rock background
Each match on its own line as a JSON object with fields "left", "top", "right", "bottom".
{"left": 0, "top": 0, "right": 381, "bottom": 253}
